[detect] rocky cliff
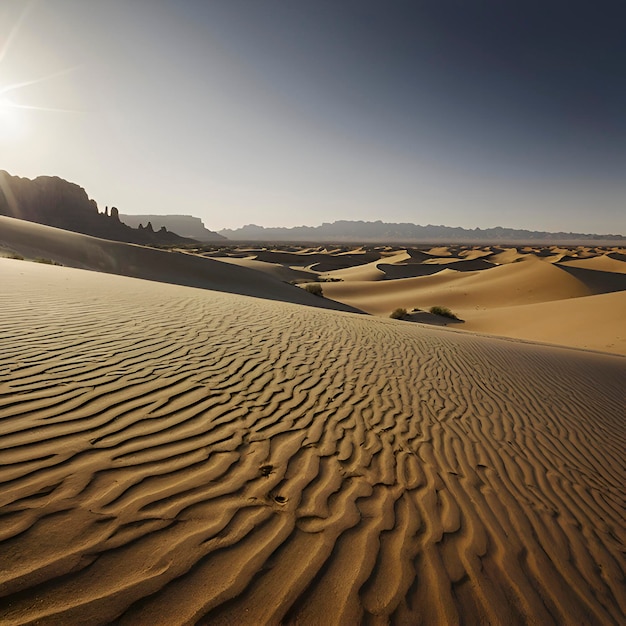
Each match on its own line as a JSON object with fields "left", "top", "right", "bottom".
{"left": 120, "top": 214, "right": 225, "bottom": 241}
{"left": 0, "top": 171, "right": 195, "bottom": 246}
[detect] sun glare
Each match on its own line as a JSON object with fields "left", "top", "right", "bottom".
{"left": 0, "top": 95, "right": 23, "bottom": 138}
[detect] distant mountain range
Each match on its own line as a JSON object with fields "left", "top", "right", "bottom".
{"left": 2, "top": 171, "right": 623, "bottom": 246}
{"left": 0, "top": 171, "right": 194, "bottom": 246}
{"left": 119, "top": 214, "right": 225, "bottom": 241}
{"left": 220, "top": 221, "right": 625, "bottom": 243}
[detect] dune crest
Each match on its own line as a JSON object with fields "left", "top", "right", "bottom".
{"left": 1, "top": 260, "right": 624, "bottom": 624}
{"left": 0, "top": 216, "right": 359, "bottom": 314}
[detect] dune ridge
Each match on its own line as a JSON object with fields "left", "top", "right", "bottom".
{"left": 461, "top": 290, "right": 626, "bottom": 355}
{"left": 0, "top": 216, "right": 359, "bottom": 314}
{"left": 1, "top": 260, "right": 624, "bottom": 625}
{"left": 321, "top": 257, "right": 592, "bottom": 313}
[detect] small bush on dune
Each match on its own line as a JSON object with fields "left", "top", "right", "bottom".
{"left": 35, "top": 257, "right": 61, "bottom": 265}
{"left": 304, "top": 283, "right": 324, "bottom": 297}
{"left": 429, "top": 305, "right": 458, "bottom": 320}
{"left": 7, "top": 253, "right": 24, "bottom": 260}
{"left": 318, "top": 277, "right": 343, "bottom": 282}
{"left": 390, "top": 307, "right": 408, "bottom": 320}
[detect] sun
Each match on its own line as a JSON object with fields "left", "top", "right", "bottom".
{"left": 0, "top": 2, "right": 84, "bottom": 140}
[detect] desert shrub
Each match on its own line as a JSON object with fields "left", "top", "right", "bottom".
{"left": 35, "top": 257, "right": 62, "bottom": 266}
{"left": 7, "top": 253, "right": 24, "bottom": 260}
{"left": 390, "top": 307, "right": 408, "bottom": 320}
{"left": 429, "top": 305, "right": 458, "bottom": 319}
{"left": 304, "top": 283, "right": 324, "bottom": 297}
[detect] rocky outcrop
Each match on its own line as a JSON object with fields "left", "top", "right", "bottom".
{"left": 0, "top": 171, "right": 195, "bottom": 245}
{"left": 120, "top": 214, "right": 226, "bottom": 241}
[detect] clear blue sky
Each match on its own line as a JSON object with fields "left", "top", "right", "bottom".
{"left": 1, "top": 0, "right": 625, "bottom": 233}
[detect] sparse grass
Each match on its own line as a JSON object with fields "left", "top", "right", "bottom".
{"left": 35, "top": 257, "right": 62, "bottom": 266}
{"left": 390, "top": 307, "right": 408, "bottom": 320}
{"left": 6, "top": 253, "right": 24, "bottom": 260}
{"left": 429, "top": 305, "right": 459, "bottom": 320}
{"left": 290, "top": 277, "right": 342, "bottom": 286}
{"left": 303, "top": 283, "right": 324, "bottom": 297}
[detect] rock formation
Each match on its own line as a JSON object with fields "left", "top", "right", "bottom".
{"left": 120, "top": 214, "right": 225, "bottom": 241}
{"left": 0, "top": 171, "right": 195, "bottom": 246}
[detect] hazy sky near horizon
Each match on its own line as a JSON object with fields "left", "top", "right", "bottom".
{"left": 1, "top": 0, "right": 625, "bottom": 233}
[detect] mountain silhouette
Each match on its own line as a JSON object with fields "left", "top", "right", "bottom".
{"left": 120, "top": 214, "right": 225, "bottom": 241}
{"left": 0, "top": 171, "right": 195, "bottom": 246}
{"left": 220, "top": 221, "right": 624, "bottom": 243}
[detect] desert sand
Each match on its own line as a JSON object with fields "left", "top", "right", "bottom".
{"left": 5, "top": 215, "right": 623, "bottom": 358}
{"left": 197, "top": 242, "right": 626, "bottom": 355}
{"left": 1, "top": 221, "right": 626, "bottom": 624}
{"left": 0, "top": 216, "right": 359, "bottom": 314}
{"left": 308, "top": 246, "right": 625, "bottom": 356}
{"left": 1, "top": 252, "right": 625, "bottom": 625}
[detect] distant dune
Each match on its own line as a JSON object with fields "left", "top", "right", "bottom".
{"left": 189, "top": 242, "right": 626, "bottom": 355}
{"left": 315, "top": 247, "right": 625, "bottom": 355}
{"left": 0, "top": 259, "right": 624, "bottom": 624}
{"left": 321, "top": 256, "right": 593, "bottom": 310}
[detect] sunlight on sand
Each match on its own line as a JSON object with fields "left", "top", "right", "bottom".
{"left": 0, "top": 219, "right": 624, "bottom": 624}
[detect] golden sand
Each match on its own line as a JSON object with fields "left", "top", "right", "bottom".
{"left": 1, "top": 258, "right": 624, "bottom": 624}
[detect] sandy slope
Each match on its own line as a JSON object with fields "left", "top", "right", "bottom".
{"left": 212, "top": 255, "right": 316, "bottom": 283}
{"left": 319, "top": 252, "right": 626, "bottom": 354}
{"left": 0, "top": 216, "right": 358, "bottom": 314}
{"left": 321, "top": 256, "right": 592, "bottom": 315}
{"left": 320, "top": 250, "right": 411, "bottom": 282}
{"left": 1, "top": 260, "right": 624, "bottom": 625}
{"left": 463, "top": 291, "right": 626, "bottom": 354}
{"left": 560, "top": 255, "right": 626, "bottom": 273}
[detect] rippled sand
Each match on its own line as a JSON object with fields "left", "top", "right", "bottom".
{"left": 1, "top": 260, "right": 624, "bottom": 624}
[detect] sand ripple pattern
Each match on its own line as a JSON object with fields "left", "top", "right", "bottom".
{"left": 0, "top": 266, "right": 625, "bottom": 625}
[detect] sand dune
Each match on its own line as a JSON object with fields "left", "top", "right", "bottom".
{"left": 376, "top": 257, "right": 495, "bottom": 280}
{"left": 325, "top": 262, "right": 387, "bottom": 282}
{"left": 252, "top": 249, "right": 382, "bottom": 272}
{"left": 185, "top": 242, "right": 626, "bottom": 356}
{"left": 560, "top": 254, "right": 626, "bottom": 274}
{"left": 426, "top": 246, "right": 453, "bottom": 256}
{"left": 319, "top": 250, "right": 410, "bottom": 282}
{"left": 376, "top": 263, "right": 446, "bottom": 279}
{"left": 1, "top": 259, "right": 624, "bottom": 625}
{"left": 211, "top": 255, "right": 317, "bottom": 283}
{"left": 421, "top": 258, "right": 494, "bottom": 269}
{"left": 486, "top": 248, "right": 527, "bottom": 264}
{"left": 457, "top": 248, "right": 492, "bottom": 260}
{"left": 463, "top": 290, "right": 626, "bottom": 354}
{"left": 555, "top": 264, "right": 626, "bottom": 294}
{"left": 402, "top": 248, "right": 434, "bottom": 263}
{"left": 80, "top": 237, "right": 623, "bottom": 356}
{"left": 0, "top": 216, "right": 358, "bottom": 314}
{"left": 321, "top": 256, "right": 592, "bottom": 316}
{"left": 316, "top": 251, "right": 626, "bottom": 354}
